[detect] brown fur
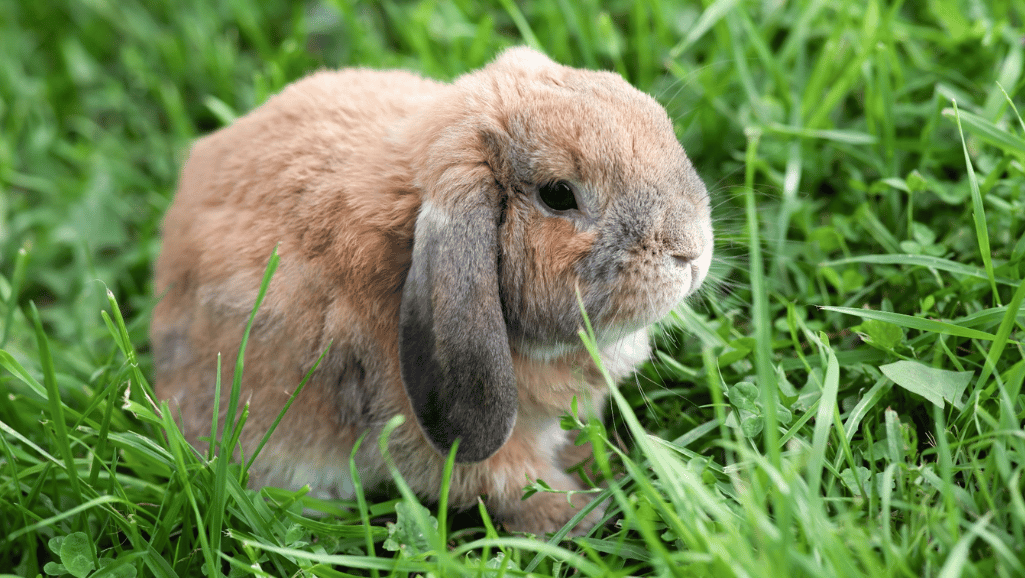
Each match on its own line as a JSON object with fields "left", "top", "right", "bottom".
{"left": 152, "top": 48, "right": 713, "bottom": 536}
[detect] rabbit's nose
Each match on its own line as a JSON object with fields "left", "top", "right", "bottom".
{"left": 672, "top": 250, "right": 701, "bottom": 267}
{"left": 665, "top": 228, "right": 707, "bottom": 264}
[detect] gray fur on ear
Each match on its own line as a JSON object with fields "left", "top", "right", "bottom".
{"left": 398, "top": 200, "right": 518, "bottom": 463}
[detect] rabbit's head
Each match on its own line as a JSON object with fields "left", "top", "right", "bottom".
{"left": 399, "top": 47, "right": 713, "bottom": 463}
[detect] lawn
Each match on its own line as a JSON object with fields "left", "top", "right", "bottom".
{"left": 1, "top": 0, "right": 1023, "bottom": 576}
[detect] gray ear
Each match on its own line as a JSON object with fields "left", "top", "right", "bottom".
{"left": 398, "top": 198, "right": 517, "bottom": 463}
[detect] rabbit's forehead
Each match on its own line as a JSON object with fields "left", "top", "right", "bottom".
{"left": 503, "top": 89, "right": 692, "bottom": 193}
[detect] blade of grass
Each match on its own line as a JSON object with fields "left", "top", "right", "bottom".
{"left": 209, "top": 246, "right": 279, "bottom": 558}
{"left": 87, "top": 378, "right": 121, "bottom": 487}
{"left": 6, "top": 495, "right": 123, "bottom": 541}
{"left": 0, "top": 243, "right": 29, "bottom": 348}
{"left": 936, "top": 511, "right": 994, "bottom": 578}
{"left": 819, "top": 306, "right": 997, "bottom": 340}
{"left": 764, "top": 123, "right": 878, "bottom": 144}
{"left": 454, "top": 537, "right": 606, "bottom": 575}
{"left": 806, "top": 336, "right": 840, "bottom": 499}
{"left": 997, "top": 81, "right": 1025, "bottom": 134}
{"left": 374, "top": 415, "right": 470, "bottom": 577}
{"left": 160, "top": 403, "right": 218, "bottom": 576}
{"left": 28, "top": 302, "right": 83, "bottom": 502}
{"left": 822, "top": 254, "right": 1017, "bottom": 286}
{"left": 970, "top": 268, "right": 1025, "bottom": 406}
{"left": 210, "top": 353, "right": 222, "bottom": 461}
{"left": 244, "top": 342, "right": 330, "bottom": 471}
{"left": 953, "top": 101, "right": 1000, "bottom": 305}
{"left": 0, "top": 418, "right": 62, "bottom": 468}
{"left": 0, "top": 350, "right": 48, "bottom": 399}
{"left": 496, "top": 0, "right": 542, "bottom": 51}
{"left": 437, "top": 438, "right": 459, "bottom": 549}
{"left": 102, "top": 288, "right": 157, "bottom": 401}
{"left": 741, "top": 127, "right": 792, "bottom": 559}
{"left": 740, "top": 129, "right": 781, "bottom": 467}
{"left": 347, "top": 433, "right": 379, "bottom": 578}
{"left": 942, "top": 106, "right": 1025, "bottom": 155}
{"left": 0, "top": 427, "right": 30, "bottom": 537}
{"left": 667, "top": 0, "right": 738, "bottom": 59}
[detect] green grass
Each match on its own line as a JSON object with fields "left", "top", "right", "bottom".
{"left": 2, "top": 0, "right": 1024, "bottom": 576}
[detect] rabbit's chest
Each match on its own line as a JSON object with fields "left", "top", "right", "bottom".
{"left": 510, "top": 327, "right": 650, "bottom": 417}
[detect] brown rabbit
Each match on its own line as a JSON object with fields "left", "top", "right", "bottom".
{"left": 151, "top": 47, "right": 713, "bottom": 535}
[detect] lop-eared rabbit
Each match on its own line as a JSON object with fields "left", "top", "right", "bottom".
{"left": 152, "top": 47, "right": 713, "bottom": 535}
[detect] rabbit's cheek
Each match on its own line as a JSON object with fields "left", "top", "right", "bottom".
{"left": 541, "top": 220, "right": 595, "bottom": 278}
{"left": 504, "top": 205, "right": 594, "bottom": 278}
{"left": 499, "top": 211, "right": 597, "bottom": 341}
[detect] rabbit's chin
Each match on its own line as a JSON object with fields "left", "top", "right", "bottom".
{"left": 511, "top": 323, "right": 651, "bottom": 367}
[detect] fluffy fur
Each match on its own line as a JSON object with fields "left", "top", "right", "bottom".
{"left": 151, "top": 47, "right": 713, "bottom": 535}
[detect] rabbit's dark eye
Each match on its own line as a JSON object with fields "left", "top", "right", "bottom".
{"left": 538, "top": 180, "right": 578, "bottom": 212}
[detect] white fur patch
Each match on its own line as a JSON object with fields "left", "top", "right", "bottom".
{"left": 294, "top": 462, "right": 357, "bottom": 499}
{"left": 415, "top": 200, "right": 451, "bottom": 229}
{"left": 257, "top": 452, "right": 384, "bottom": 500}
{"left": 514, "top": 338, "right": 588, "bottom": 362}
{"left": 597, "top": 328, "right": 651, "bottom": 381}
{"left": 688, "top": 223, "right": 714, "bottom": 295}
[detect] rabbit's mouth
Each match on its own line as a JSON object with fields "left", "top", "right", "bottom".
{"left": 681, "top": 223, "right": 715, "bottom": 296}
{"left": 594, "top": 220, "right": 714, "bottom": 331}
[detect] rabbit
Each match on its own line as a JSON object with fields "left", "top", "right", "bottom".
{"left": 151, "top": 46, "right": 713, "bottom": 536}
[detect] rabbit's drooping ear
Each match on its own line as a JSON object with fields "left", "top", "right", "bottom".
{"left": 398, "top": 178, "right": 517, "bottom": 463}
